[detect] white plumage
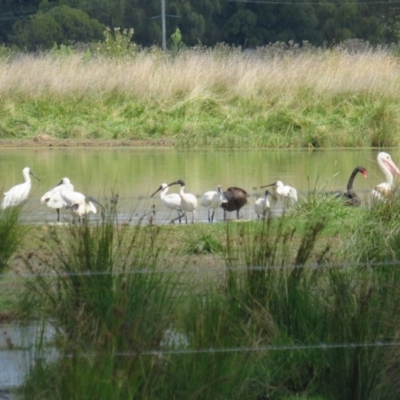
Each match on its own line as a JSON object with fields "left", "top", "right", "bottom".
{"left": 151, "top": 183, "right": 183, "bottom": 223}
{"left": 261, "top": 180, "right": 298, "bottom": 208}
{"left": 167, "top": 180, "right": 198, "bottom": 224}
{"left": 41, "top": 177, "right": 74, "bottom": 222}
{"left": 254, "top": 189, "right": 271, "bottom": 219}
{"left": 200, "top": 185, "right": 227, "bottom": 223}
{"left": 371, "top": 152, "right": 400, "bottom": 201}
{"left": 1, "top": 167, "right": 40, "bottom": 209}
{"left": 60, "top": 183, "right": 97, "bottom": 221}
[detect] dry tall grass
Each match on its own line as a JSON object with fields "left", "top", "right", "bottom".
{"left": 1, "top": 48, "right": 400, "bottom": 101}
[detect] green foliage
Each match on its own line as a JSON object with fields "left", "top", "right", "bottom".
{"left": 0, "top": 207, "right": 26, "bottom": 274}
{"left": 183, "top": 232, "right": 224, "bottom": 255}
{"left": 11, "top": 6, "right": 105, "bottom": 50}
{"left": 93, "top": 27, "right": 137, "bottom": 58}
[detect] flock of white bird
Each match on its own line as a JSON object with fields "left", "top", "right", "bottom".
{"left": 1, "top": 151, "right": 399, "bottom": 224}
{"left": 1, "top": 172, "right": 99, "bottom": 222}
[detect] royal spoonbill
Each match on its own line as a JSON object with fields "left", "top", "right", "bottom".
{"left": 151, "top": 183, "right": 183, "bottom": 224}
{"left": 261, "top": 181, "right": 298, "bottom": 208}
{"left": 371, "top": 152, "right": 400, "bottom": 201}
{"left": 254, "top": 189, "right": 271, "bottom": 219}
{"left": 200, "top": 185, "right": 227, "bottom": 223}
{"left": 60, "top": 184, "right": 99, "bottom": 222}
{"left": 335, "top": 166, "right": 367, "bottom": 206}
{"left": 220, "top": 187, "right": 248, "bottom": 220}
{"left": 166, "top": 180, "right": 198, "bottom": 224}
{"left": 1, "top": 167, "right": 40, "bottom": 209}
{"left": 41, "top": 177, "right": 74, "bottom": 221}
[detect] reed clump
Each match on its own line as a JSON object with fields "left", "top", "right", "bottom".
{"left": 13, "top": 197, "right": 400, "bottom": 399}
{"left": 0, "top": 206, "right": 27, "bottom": 274}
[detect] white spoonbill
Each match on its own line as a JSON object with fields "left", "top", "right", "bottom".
{"left": 261, "top": 180, "right": 298, "bottom": 208}
{"left": 372, "top": 152, "right": 400, "bottom": 201}
{"left": 200, "top": 185, "right": 227, "bottom": 223}
{"left": 41, "top": 177, "right": 74, "bottom": 222}
{"left": 254, "top": 189, "right": 271, "bottom": 219}
{"left": 151, "top": 183, "right": 183, "bottom": 224}
{"left": 166, "top": 180, "right": 198, "bottom": 224}
{"left": 60, "top": 184, "right": 99, "bottom": 222}
{"left": 1, "top": 167, "right": 40, "bottom": 209}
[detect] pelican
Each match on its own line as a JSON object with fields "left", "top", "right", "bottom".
{"left": 166, "top": 180, "right": 197, "bottom": 224}
{"left": 372, "top": 152, "right": 400, "bottom": 201}
{"left": 200, "top": 185, "right": 227, "bottom": 223}
{"left": 41, "top": 177, "right": 74, "bottom": 221}
{"left": 151, "top": 183, "right": 183, "bottom": 224}
{"left": 261, "top": 181, "right": 298, "bottom": 208}
{"left": 254, "top": 189, "right": 271, "bottom": 219}
{"left": 1, "top": 167, "right": 40, "bottom": 209}
{"left": 220, "top": 187, "right": 248, "bottom": 220}
{"left": 335, "top": 166, "right": 367, "bottom": 206}
{"left": 60, "top": 184, "right": 99, "bottom": 222}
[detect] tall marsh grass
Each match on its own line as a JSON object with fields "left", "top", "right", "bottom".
{"left": 0, "top": 206, "right": 26, "bottom": 274}
{"left": 1, "top": 46, "right": 400, "bottom": 146}
{"left": 15, "top": 197, "right": 400, "bottom": 399}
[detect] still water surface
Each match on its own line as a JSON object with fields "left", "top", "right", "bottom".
{"left": 0, "top": 147, "right": 396, "bottom": 223}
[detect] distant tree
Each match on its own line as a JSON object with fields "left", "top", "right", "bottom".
{"left": 11, "top": 12, "right": 63, "bottom": 49}
{"left": 10, "top": 5, "right": 105, "bottom": 50}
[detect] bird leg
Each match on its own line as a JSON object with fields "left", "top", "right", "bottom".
{"left": 169, "top": 210, "right": 184, "bottom": 224}
{"left": 56, "top": 208, "right": 60, "bottom": 222}
{"left": 211, "top": 210, "right": 215, "bottom": 223}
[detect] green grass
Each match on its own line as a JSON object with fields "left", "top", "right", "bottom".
{"left": 2, "top": 92, "right": 399, "bottom": 148}
{"left": 3, "top": 195, "right": 400, "bottom": 399}
{"left": 2, "top": 47, "right": 400, "bottom": 147}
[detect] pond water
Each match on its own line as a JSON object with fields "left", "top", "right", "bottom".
{"left": 0, "top": 322, "right": 56, "bottom": 392}
{"left": 0, "top": 147, "right": 396, "bottom": 224}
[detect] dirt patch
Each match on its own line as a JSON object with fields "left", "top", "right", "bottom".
{"left": 0, "top": 137, "right": 176, "bottom": 148}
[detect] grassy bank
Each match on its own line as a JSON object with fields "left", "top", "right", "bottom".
{"left": 2, "top": 193, "right": 400, "bottom": 398}
{"left": 1, "top": 45, "right": 400, "bottom": 147}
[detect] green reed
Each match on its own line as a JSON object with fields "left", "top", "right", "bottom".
{"left": 17, "top": 196, "right": 400, "bottom": 399}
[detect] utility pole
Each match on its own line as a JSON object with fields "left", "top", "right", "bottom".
{"left": 151, "top": 0, "right": 179, "bottom": 51}
{"left": 161, "top": 0, "right": 166, "bottom": 51}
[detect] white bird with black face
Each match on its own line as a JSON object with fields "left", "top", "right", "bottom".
{"left": 151, "top": 183, "right": 183, "bottom": 224}
{"left": 1, "top": 167, "right": 40, "bottom": 209}
{"left": 254, "top": 189, "right": 271, "bottom": 219}
{"left": 261, "top": 180, "right": 298, "bottom": 208}
{"left": 166, "top": 179, "right": 198, "bottom": 224}
{"left": 200, "top": 185, "right": 227, "bottom": 223}
{"left": 60, "top": 184, "right": 99, "bottom": 222}
{"left": 372, "top": 152, "right": 400, "bottom": 201}
{"left": 41, "top": 177, "right": 74, "bottom": 222}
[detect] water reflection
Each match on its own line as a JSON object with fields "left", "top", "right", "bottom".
{"left": 0, "top": 147, "right": 394, "bottom": 224}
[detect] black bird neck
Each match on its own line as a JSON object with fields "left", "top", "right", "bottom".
{"left": 347, "top": 168, "right": 361, "bottom": 192}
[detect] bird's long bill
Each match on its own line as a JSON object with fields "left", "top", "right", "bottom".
{"left": 385, "top": 159, "right": 400, "bottom": 177}
{"left": 166, "top": 181, "right": 180, "bottom": 188}
{"left": 30, "top": 170, "right": 41, "bottom": 182}
{"left": 362, "top": 171, "right": 368, "bottom": 178}
{"left": 260, "top": 182, "right": 276, "bottom": 188}
{"left": 86, "top": 196, "right": 104, "bottom": 210}
{"left": 150, "top": 186, "right": 162, "bottom": 198}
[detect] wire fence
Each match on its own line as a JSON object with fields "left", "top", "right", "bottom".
{"left": 3, "top": 259, "right": 400, "bottom": 359}
{"left": 3, "top": 259, "right": 400, "bottom": 279}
